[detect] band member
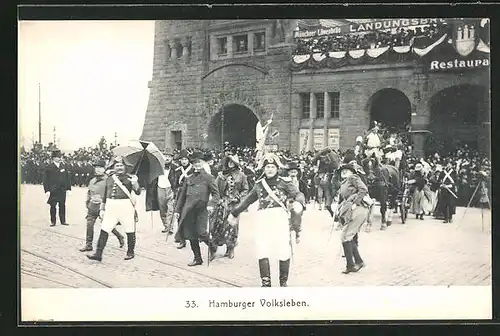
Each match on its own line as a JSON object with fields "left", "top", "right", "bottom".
{"left": 173, "top": 151, "right": 220, "bottom": 266}
{"left": 145, "top": 151, "right": 178, "bottom": 234}
{"left": 211, "top": 155, "right": 249, "bottom": 259}
{"left": 285, "top": 162, "right": 308, "bottom": 244}
{"left": 43, "top": 150, "right": 71, "bottom": 226}
{"left": 173, "top": 149, "right": 194, "bottom": 248}
{"left": 87, "top": 156, "right": 141, "bottom": 262}
{"left": 437, "top": 160, "right": 458, "bottom": 223}
{"left": 227, "top": 153, "right": 306, "bottom": 287}
{"left": 79, "top": 160, "right": 125, "bottom": 252}
{"left": 337, "top": 161, "right": 370, "bottom": 274}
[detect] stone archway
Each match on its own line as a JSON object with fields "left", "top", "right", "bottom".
{"left": 207, "top": 104, "right": 260, "bottom": 149}
{"left": 367, "top": 88, "right": 412, "bottom": 132}
{"left": 429, "top": 84, "right": 489, "bottom": 155}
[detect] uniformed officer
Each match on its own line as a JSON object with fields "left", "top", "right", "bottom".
{"left": 79, "top": 160, "right": 125, "bottom": 252}
{"left": 285, "top": 161, "right": 308, "bottom": 244}
{"left": 87, "top": 156, "right": 141, "bottom": 261}
{"left": 227, "top": 153, "right": 306, "bottom": 287}
{"left": 173, "top": 151, "right": 221, "bottom": 266}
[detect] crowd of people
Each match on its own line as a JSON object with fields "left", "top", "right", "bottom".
{"left": 21, "top": 132, "right": 490, "bottom": 211}
{"left": 293, "top": 22, "right": 448, "bottom": 55}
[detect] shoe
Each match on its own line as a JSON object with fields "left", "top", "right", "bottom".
{"left": 79, "top": 246, "right": 92, "bottom": 252}
{"left": 259, "top": 258, "right": 271, "bottom": 287}
{"left": 188, "top": 259, "right": 203, "bottom": 267}
{"left": 161, "top": 229, "right": 168, "bottom": 233}
{"left": 224, "top": 247, "right": 235, "bottom": 259}
{"left": 279, "top": 259, "right": 290, "bottom": 287}
{"left": 342, "top": 264, "right": 361, "bottom": 274}
{"left": 50, "top": 222, "right": 56, "bottom": 227}
{"left": 86, "top": 230, "right": 108, "bottom": 262}
{"left": 124, "top": 253, "right": 135, "bottom": 260}
{"left": 61, "top": 223, "right": 69, "bottom": 226}
{"left": 177, "top": 241, "right": 186, "bottom": 249}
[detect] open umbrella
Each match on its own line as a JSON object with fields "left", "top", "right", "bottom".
{"left": 112, "top": 140, "right": 166, "bottom": 184}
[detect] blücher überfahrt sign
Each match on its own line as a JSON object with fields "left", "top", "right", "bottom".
{"left": 426, "top": 20, "right": 490, "bottom": 72}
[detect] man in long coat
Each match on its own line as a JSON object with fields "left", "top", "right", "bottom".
{"left": 173, "top": 151, "right": 221, "bottom": 266}
{"left": 43, "top": 150, "right": 72, "bottom": 226}
{"left": 173, "top": 149, "right": 193, "bottom": 248}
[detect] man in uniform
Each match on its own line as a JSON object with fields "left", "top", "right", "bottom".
{"left": 87, "top": 156, "right": 141, "bottom": 261}
{"left": 285, "top": 161, "right": 308, "bottom": 244}
{"left": 79, "top": 160, "right": 125, "bottom": 252}
{"left": 43, "top": 150, "right": 71, "bottom": 226}
{"left": 173, "top": 149, "right": 193, "bottom": 248}
{"left": 365, "top": 122, "right": 383, "bottom": 160}
{"left": 438, "top": 159, "right": 458, "bottom": 223}
{"left": 227, "top": 153, "right": 305, "bottom": 287}
{"left": 173, "top": 151, "right": 220, "bottom": 266}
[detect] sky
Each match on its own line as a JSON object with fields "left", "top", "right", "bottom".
{"left": 18, "top": 20, "right": 155, "bottom": 152}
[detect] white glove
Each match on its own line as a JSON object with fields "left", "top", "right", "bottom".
{"left": 99, "top": 210, "right": 105, "bottom": 220}
{"left": 129, "top": 175, "right": 138, "bottom": 183}
{"left": 207, "top": 206, "right": 214, "bottom": 213}
{"left": 227, "top": 214, "right": 238, "bottom": 226}
{"left": 45, "top": 192, "right": 50, "bottom": 200}
{"left": 291, "top": 201, "right": 304, "bottom": 214}
{"left": 67, "top": 190, "right": 71, "bottom": 196}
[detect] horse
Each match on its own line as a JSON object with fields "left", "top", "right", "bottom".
{"left": 312, "top": 148, "right": 342, "bottom": 217}
{"left": 361, "top": 155, "right": 400, "bottom": 231}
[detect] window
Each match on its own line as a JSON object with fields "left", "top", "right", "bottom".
{"left": 234, "top": 35, "right": 248, "bottom": 53}
{"left": 171, "top": 131, "right": 182, "bottom": 150}
{"left": 217, "top": 37, "right": 228, "bottom": 55}
{"left": 329, "top": 92, "right": 340, "bottom": 119}
{"left": 315, "top": 93, "right": 325, "bottom": 119}
{"left": 300, "top": 93, "right": 310, "bottom": 119}
{"left": 254, "top": 32, "right": 266, "bottom": 51}
{"left": 175, "top": 39, "right": 183, "bottom": 59}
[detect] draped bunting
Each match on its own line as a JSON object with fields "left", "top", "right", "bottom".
{"left": 291, "top": 33, "right": 490, "bottom": 71}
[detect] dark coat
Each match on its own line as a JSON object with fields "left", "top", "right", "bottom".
{"left": 215, "top": 168, "right": 249, "bottom": 199}
{"left": 145, "top": 163, "right": 178, "bottom": 212}
{"left": 43, "top": 162, "right": 71, "bottom": 204}
{"left": 174, "top": 170, "right": 220, "bottom": 241}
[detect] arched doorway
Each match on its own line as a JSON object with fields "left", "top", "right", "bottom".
{"left": 429, "top": 84, "right": 489, "bottom": 155}
{"left": 207, "top": 104, "right": 259, "bottom": 148}
{"left": 368, "top": 89, "right": 412, "bottom": 132}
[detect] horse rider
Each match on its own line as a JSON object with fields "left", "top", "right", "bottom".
{"left": 337, "top": 161, "right": 371, "bottom": 274}
{"left": 364, "top": 121, "right": 383, "bottom": 161}
{"left": 87, "top": 156, "right": 141, "bottom": 262}
{"left": 227, "top": 153, "right": 306, "bottom": 287}
{"left": 312, "top": 147, "right": 341, "bottom": 218}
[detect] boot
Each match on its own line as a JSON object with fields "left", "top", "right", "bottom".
{"left": 177, "top": 240, "right": 186, "bottom": 249}
{"left": 80, "top": 218, "right": 94, "bottom": 251}
{"left": 188, "top": 239, "right": 203, "bottom": 266}
{"left": 113, "top": 229, "right": 125, "bottom": 248}
{"left": 352, "top": 242, "right": 365, "bottom": 269}
{"left": 224, "top": 246, "right": 235, "bottom": 259}
{"left": 124, "top": 233, "right": 136, "bottom": 260}
{"left": 341, "top": 241, "right": 360, "bottom": 274}
{"left": 279, "top": 259, "right": 290, "bottom": 287}
{"left": 259, "top": 258, "right": 271, "bottom": 287}
{"left": 87, "top": 230, "right": 108, "bottom": 261}
{"left": 209, "top": 243, "right": 217, "bottom": 262}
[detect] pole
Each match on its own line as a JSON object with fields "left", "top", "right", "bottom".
{"left": 38, "top": 83, "right": 42, "bottom": 144}
{"left": 114, "top": 132, "right": 117, "bottom": 146}
{"left": 53, "top": 126, "right": 56, "bottom": 145}
{"left": 221, "top": 108, "right": 224, "bottom": 150}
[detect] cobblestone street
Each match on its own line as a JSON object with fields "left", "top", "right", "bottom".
{"left": 20, "top": 184, "right": 492, "bottom": 288}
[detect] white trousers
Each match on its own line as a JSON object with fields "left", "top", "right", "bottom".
{"left": 101, "top": 199, "right": 136, "bottom": 234}
{"left": 254, "top": 208, "right": 291, "bottom": 261}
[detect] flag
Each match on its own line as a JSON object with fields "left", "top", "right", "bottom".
{"left": 255, "top": 114, "right": 273, "bottom": 163}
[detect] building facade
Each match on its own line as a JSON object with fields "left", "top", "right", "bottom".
{"left": 141, "top": 19, "right": 490, "bottom": 156}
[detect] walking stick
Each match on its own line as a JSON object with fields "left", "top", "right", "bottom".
{"left": 457, "top": 182, "right": 480, "bottom": 228}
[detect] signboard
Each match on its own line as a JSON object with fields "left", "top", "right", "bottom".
{"left": 313, "top": 129, "right": 324, "bottom": 150}
{"left": 328, "top": 128, "right": 340, "bottom": 150}
{"left": 298, "top": 129, "right": 309, "bottom": 152}
{"left": 294, "top": 18, "right": 448, "bottom": 38}
{"left": 427, "top": 20, "right": 490, "bottom": 72}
